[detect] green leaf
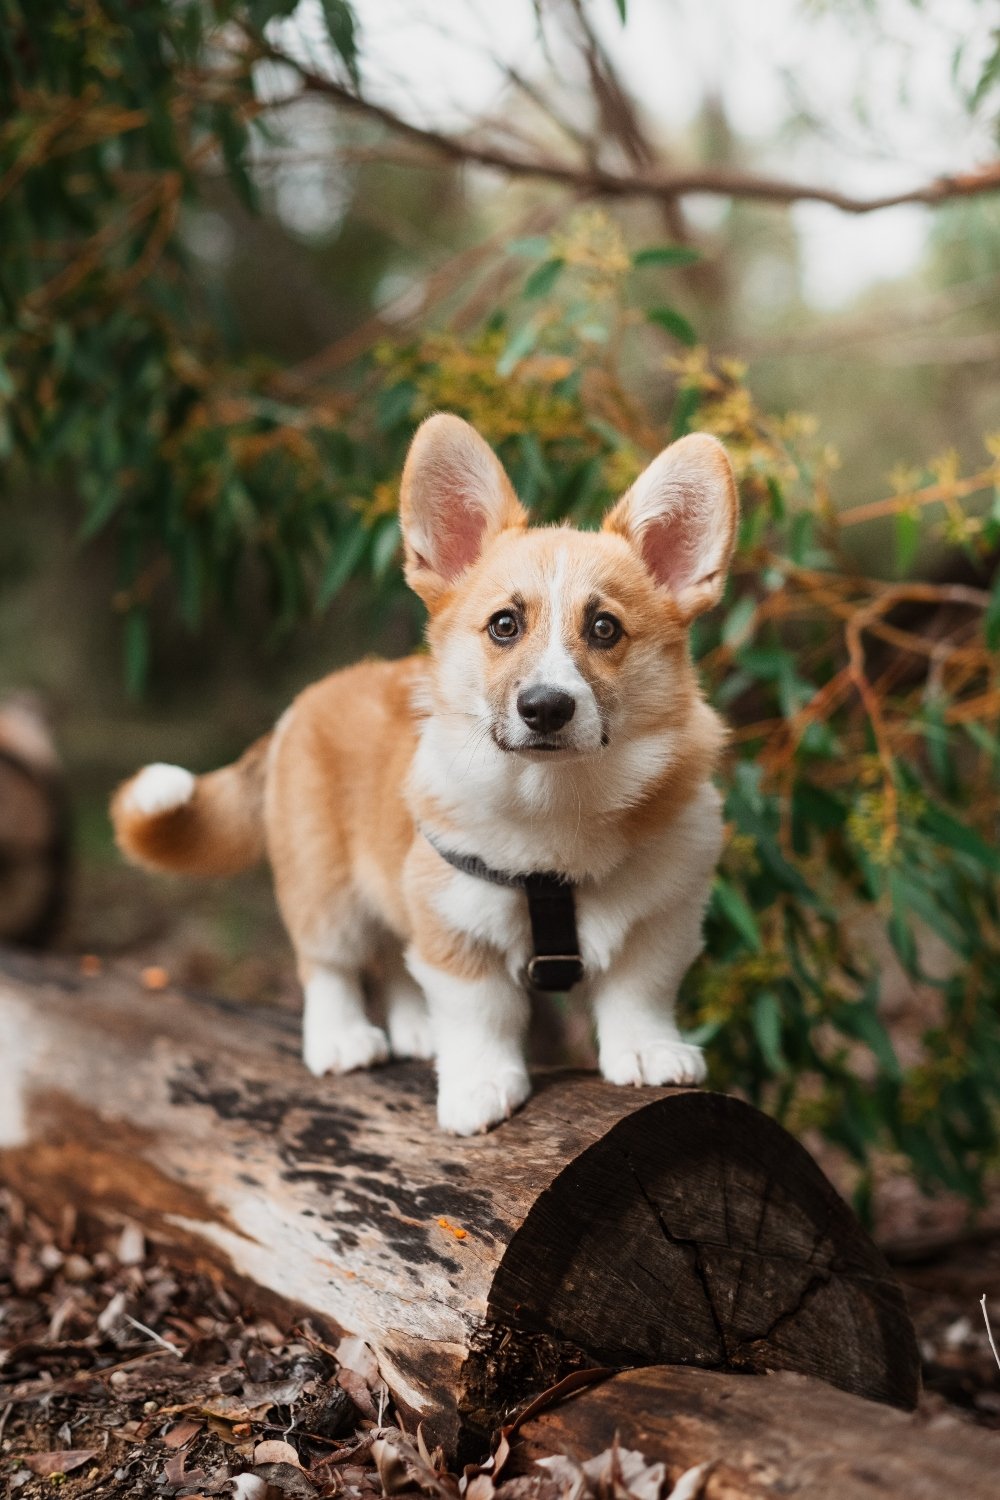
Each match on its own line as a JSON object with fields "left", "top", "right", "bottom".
{"left": 894, "top": 509, "right": 920, "bottom": 575}
{"left": 246, "top": 0, "right": 299, "bottom": 25}
{"left": 320, "top": 0, "right": 360, "bottom": 86}
{"left": 371, "top": 516, "right": 400, "bottom": 579}
{"left": 766, "top": 476, "right": 786, "bottom": 521}
{"left": 508, "top": 235, "right": 550, "bottom": 259}
{"left": 713, "top": 878, "right": 762, "bottom": 950}
{"left": 613, "top": 0, "right": 628, "bottom": 21}
{"left": 376, "top": 380, "right": 416, "bottom": 431}
{"left": 523, "top": 257, "right": 565, "bottom": 299}
{"left": 970, "top": 34, "right": 1000, "bottom": 109}
{"left": 497, "top": 319, "right": 539, "bottom": 375}
{"left": 721, "top": 595, "right": 756, "bottom": 648}
{"left": 214, "top": 104, "right": 257, "bottom": 213}
{"left": 985, "top": 574, "right": 1000, "bottom": 652}
{"left": 124, "top": 610, "right": 150, "bottom": 699}
{"left": 832, "top": 993, "right": 902, "bottom": 1082}
{"left": 318, "top": 523, "right": 368, "bottom": 608}
{"left": 752, "top": 991, "right": 787, "bottom": 1073}
{"left": 671, "top": 383, "right": 700, "bottom": 438}
{"left": 887, "top": 883, "right": 919, "bottom": 975}
{"left": 632, "top": 245, "right": 701, "bottom": 268}
{"left": 646, "top": 305, "right": 697, "bottom": 345}
{"left": 921, "top": 803, "right": 1000, "bottom": 874}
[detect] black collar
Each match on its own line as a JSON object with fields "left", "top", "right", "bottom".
{"left": 423, "top": 833, "right": 585, "bottom": 992}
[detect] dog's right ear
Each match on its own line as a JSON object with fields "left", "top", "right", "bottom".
{"left": 399, "top": 414, "right": 527, "bottom": 608}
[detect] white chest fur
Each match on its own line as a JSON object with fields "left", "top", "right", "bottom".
{"left": 427, "top": 779, "right": 723, "bottom": 983}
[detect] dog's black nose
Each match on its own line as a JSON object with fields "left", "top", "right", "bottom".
{"left": 517, "top": 685, "right": 576, "bottom": 734}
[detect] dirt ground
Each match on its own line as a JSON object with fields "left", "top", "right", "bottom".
{"left": 3, "top": 1171, "right": 1000, "bottom": 1498}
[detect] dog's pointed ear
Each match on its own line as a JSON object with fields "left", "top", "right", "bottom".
{"left": 400, "top": 414, "right": 527, "bottom": 607}
{"left": 603, "top": 433, "right": 738, "bottom": 621}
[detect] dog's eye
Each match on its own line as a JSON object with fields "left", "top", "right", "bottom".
{"left": 590, "top": 613, "right": 623, "bottom": 647}
{"left": 488, "top": 612, "right": 520, "bottom": 643}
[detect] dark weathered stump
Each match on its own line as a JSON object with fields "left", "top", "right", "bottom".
{"left": 0, "top": 951, "right": 919, "bottom": 1458}
{"left": 0, "top": 699, "right": 69, "bottom": 946}
{"left": 514, "top": 1366, "right": 1000, "bottom": 1499}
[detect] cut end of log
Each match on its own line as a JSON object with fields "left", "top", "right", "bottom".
{"left": 460, "top": 1088, "right": 919, "bottom": 1453}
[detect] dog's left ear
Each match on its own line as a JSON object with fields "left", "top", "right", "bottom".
{"left": 603, "top": 433, "right": 738, "bottom": 621}
{"left": 400, "top": 413, "right": 527, "bottom": 608}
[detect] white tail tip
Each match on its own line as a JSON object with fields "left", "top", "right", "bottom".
{"left": 125, "top": 763, "right": 195, "bottom": 817}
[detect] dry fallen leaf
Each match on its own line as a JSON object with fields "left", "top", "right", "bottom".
{"left": 335, "top": 1336, "right": 380, "bottom": 1389}
{"left": 253, "top": 1460, "right": 317, "bottom": 1496}
{"left": 26, "top": 1449, "right": 99, "bottom": 1477}
{"left": 254, "top": 1439, "right": 302, "bottom": 1468}
{"left": 163, "top": 1416, "right": 204, "bottom": 1448}
{"left": 371, "top": 1429, "right": 457, "bottom": 1500}
{"left": 667, "top": 1463, "right": 712, "bottom": 1500}
{"left": 536, "top": 1445, "right": 669, "bottom": 1500}
{"left": 337, "top": 1366, "right": 377, "bottom": 1421}
{"left": 165, "top": 1446, "right": 208, "bottom": 1488}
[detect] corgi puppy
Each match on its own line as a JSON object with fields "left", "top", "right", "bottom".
{"left": 112, "top": 414, "right": 738, "bottom": 1135}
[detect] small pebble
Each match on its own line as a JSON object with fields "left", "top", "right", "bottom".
{"left": 62, "top": 1254, "right": 93, "bottom": 1283}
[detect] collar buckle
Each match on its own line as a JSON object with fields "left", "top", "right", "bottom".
{"left": 526, "top": 953, "right": 585, "bottom": 992}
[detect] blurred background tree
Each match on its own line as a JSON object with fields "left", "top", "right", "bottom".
{"left": 2, "top": 0, "right": 1000, "bottom": 1219}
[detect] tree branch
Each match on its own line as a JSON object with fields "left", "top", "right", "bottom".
{"left": 256, "top": 42, "right": 1000, "bottom": 216}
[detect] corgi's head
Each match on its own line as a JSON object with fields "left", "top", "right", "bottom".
{"left": 400, "top": 413, "right": 737, "bottom": 761}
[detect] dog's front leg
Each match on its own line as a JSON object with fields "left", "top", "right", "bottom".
{"left": 406, "top": 951, "right": 531, "bottom": 1134}
{"left": 591, "top": 903, "right": 708, "bottom": 1089}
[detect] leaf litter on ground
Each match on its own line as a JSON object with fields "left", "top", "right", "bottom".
{"left": 2, "top": 1185, "right": 999, "bottom": 1499}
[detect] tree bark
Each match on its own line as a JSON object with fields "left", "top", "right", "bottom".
{"left": 513, "top": 1365, "right": 1000, "bottom": 1499}
{"left": 0, "top": 951, "right": 919, "bottom": 1459}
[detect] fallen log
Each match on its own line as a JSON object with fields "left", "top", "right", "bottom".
{"left": 513, "top": 1365, "right": 1000, "bottom": 1499}
{"left": 0, "top": 950, "right": 919, "bottom": 1458}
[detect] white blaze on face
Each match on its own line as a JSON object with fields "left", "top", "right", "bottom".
{"left": 512, "top": 547, "right": 603, "bottom": 750}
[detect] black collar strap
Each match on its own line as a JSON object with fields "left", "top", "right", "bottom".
{"left": 423, "top": 833, "right": 585, "bottom": 992}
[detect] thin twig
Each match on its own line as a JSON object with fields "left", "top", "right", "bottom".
{"left": 122, "top": 1314, "right": 184, "bottom": 1357}
{"left": 981, "top": 1295, "right": 1000, "bottom": 1373}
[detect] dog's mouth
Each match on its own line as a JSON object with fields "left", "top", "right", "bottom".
{"left": 491, "top": 727, "right": 609, "bottom": 756}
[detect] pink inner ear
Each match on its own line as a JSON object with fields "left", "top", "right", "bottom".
{"left": 639, "top": 494, "right": 708, "bottom": 594}
{"left": 432, "top": 495, "right": 490, "bottom": 581}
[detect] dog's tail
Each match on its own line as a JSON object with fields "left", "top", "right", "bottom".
{"left": 111, "top": 733, "right": 272, "bottom": 877}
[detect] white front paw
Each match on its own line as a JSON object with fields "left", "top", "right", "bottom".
{"left": 436, "top": 1067, "right": 531, "bottom": 1136}
{"left": 303, "top": 1022, "right": 390, "bottom": 1077}
{"left": 126, "top": 763, "right": 195, "bottom": 816}
{"left": 601, "top": 1037, "right": 707, "bottom": 1088}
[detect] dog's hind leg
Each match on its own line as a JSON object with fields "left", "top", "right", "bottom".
{"left": 382, "top": 949, "right": 433, "bottom": 1060}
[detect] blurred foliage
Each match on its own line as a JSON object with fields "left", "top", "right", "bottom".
{"left": 4, "top": 1, "right": 1000, "bottom": 1211}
